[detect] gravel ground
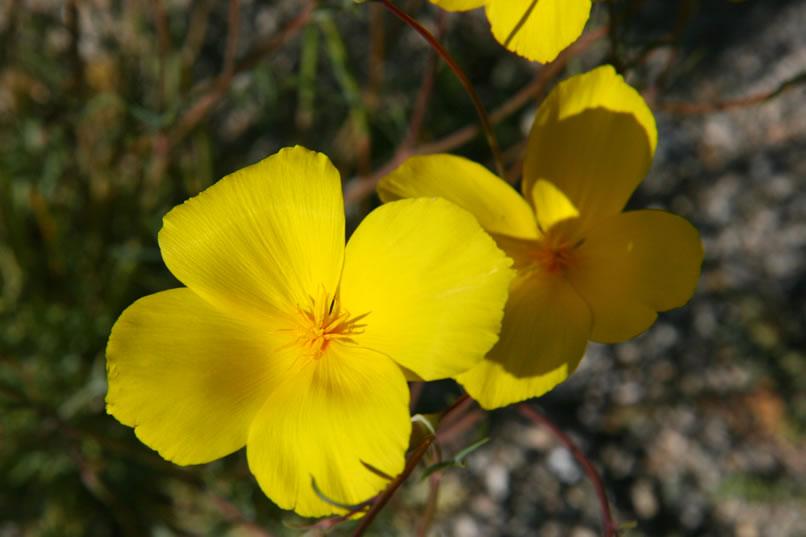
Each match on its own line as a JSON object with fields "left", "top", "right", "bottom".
{"left": 413, "top": 2, "right": 806, "bottom": 537}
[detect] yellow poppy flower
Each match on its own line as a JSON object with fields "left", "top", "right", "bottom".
{"left": 378, "top": 65, "right": 704, "bottom": 410}
{"left": 429, "top": 0, "right": 592, "bottom": 63}
{"left": 105, "top": 146, "right": 513, "bottom": 516}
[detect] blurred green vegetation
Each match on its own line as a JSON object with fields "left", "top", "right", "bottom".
{"left": 0, "top": 2, "right": 516, "bottom": 534}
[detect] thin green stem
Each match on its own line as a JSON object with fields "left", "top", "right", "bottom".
{"left": 374, "top": 0, "right": 506, "bottom": 178}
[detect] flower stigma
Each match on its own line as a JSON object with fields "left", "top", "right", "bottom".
{"left": 282, "top": 288, "right": 367, "bottom": 361}
{"left": 534, "top": 228, "right": 583, "bottom": 275}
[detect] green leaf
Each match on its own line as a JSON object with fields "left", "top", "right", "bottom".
{"left": 311, "top": 476, "right": 372, "bottom": 511}
{"left": 361, "top": 460, "right": 395, "bottom": 481}
{"left": 454, "top": 437, "right": 490, "bottom": 464}
{"left": 420, "top": 437, "right": 489, "bottom": 479}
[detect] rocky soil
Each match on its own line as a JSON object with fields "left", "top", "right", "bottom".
{"left": 412, "top": 2, "right": 806, "bottom": 536}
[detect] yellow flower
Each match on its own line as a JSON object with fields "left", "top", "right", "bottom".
{"left": 429, "top": 0, "right": 592, "bottom": 63}
{"left": 105, "top": 146, "right": 513, "bottom": 516}
{"left": 378, "top": 65, "right": 704, "bottom": 410}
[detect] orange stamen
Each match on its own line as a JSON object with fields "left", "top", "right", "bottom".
{"left": 283, "top": 288, "right": 366, "bottom": 360}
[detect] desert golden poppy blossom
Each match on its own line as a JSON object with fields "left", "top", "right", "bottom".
{"left": 429, "top": 0, "right": 592, "bottom": 63}
{"left": 105, "top": 146, "right": 513, "bottom": 516}
{"left": 378, "top": 66, "right": 704, "bottom": 409}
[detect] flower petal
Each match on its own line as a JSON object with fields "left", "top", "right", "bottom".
{"left": 106, "top": 288, "right": 291, "bottom": 464}
{"left": 567, "top": 210, "right": 704, "bottom": 343}
{"left": 531, "top": 179, "right": 580, "bottom": 232}
{"left": 378, "top": 154, "right": 538, "bottom": 240}
{"left": 429, "top": 0, "right": 487, "bottom": 10}
{"left": 457, "top": 270, "right": 592, "bottom": 409}
{"left": 485, "top": 0, "right": 591, "bottom": 63}
{"left": 523, "top": 65, "right": 657, "bottom": 229}
{"left": 158, "top": 146, "right": 345, "bottom": 320}
{"left": 340, "top": 197, "right": 514, "bottom": 381}
{"left": 246, "top": 343, "right": 410, "bottom": 517}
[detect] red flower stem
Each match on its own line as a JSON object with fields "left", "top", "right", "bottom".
{"left": 351, "top": 435, "right": 435, "bottom": 537}
{"left": 352, "top": 392, "right": 473, "bottom": 536}
{"left": 436, "top": 408, "right": 484, "bottom": 445}
{"left": 517, "top": 404, "right": 618, "bottom": 537}
{"left": 440, "top": 392, "right": 471, "bottom": 420}
{"left": 399, "top": 11, "right": 446, "bottom": 153}
{"left": 374, "top": 0, "right": 506, "bottom": 179}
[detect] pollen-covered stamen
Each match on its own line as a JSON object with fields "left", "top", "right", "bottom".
{"left": 288, "top": 288, "right": 366, "bottom": 360}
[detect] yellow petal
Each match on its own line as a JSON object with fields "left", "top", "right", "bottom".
{"left": 485, "top": 0, "right": 592, "bottom": 63}
{"left": 158, "top": 146, "right": 345, "bottom": 321}
{"left": 429, "top": 0, "right": 487, "bottom": 10}
{"left": 457, "top": 270, "right": 592, "bottom": 410}
{"left": 106, "top": 288, "right": 291, "bottom": 464}
{"left": 567, "top": 210, "right": 704, "bottom": 343}
{"left": 378, "top": 154, "right": 537, "bottom": 240}
{"left": 340, "top": 197, "right": 514, "bottom": 381}
{"left": 523, "top": 65, "right": 657, "bottom": 229}
{"left": 246, "top": 343, "right": 410, "bottom": 517}
{"left": 531, "top": 179, "right": 580, "bottom": 232}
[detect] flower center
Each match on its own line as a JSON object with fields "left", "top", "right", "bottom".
{"left": 285, "top": 289, "right": 366, "bottom": 360}
{"left": 534, "top": 229, "right": 581, "bottom": 275}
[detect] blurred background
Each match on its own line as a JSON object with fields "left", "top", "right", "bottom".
{"left": 1, "top": 0, "right": 804, "bottom": 536}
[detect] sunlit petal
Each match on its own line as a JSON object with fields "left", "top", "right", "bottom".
{"left": 523, "top": 65, "right": 657, "bottom": 229}
{"left": 158, "top": 146, "right": 345, "bottom": 320}
{"left": 378, "top": 154, "right": 538, "bottom": 240}
{"left": 106, "top": 288, "right": 290, "bottom": 464}
{"left": 457, "top": 270, "right": 592, "bottom": 409}
{"left": 246, "top": 343, "right": 410, "bottom": 517}
{"left": 340, "top": 197, "right": 514, "bottom": 381}
{"left": 485, "top": 0, "right": 591, "bottom": 63}
{"left": 531, "top": 179, "right": 580, "bottom": 232}
{"left": 567, "top": 210, "right": 704, "bottom": 343}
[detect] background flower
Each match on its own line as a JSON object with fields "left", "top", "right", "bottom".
{"left": 378, "top": 66, "right": 704, "bottom": 409}
{"left": 429, "top": 0, "right": 592, "bottom": 63}
{"left": 106, "top": 146, "right": 513, "bottom": 516}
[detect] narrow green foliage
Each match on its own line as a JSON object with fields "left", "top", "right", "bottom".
{"left": 420, "top": 437, "right": 489, "bottom": 479}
